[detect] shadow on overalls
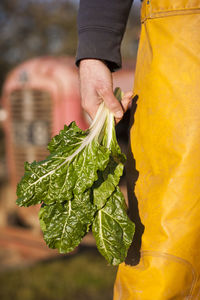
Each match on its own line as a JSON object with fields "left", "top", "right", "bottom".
{"left": 125, "top": 95, "right": 145, "bottom": 266}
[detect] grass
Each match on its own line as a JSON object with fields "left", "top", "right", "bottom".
{"left": 0, "top": 246, "right": 117, "bottom": 300}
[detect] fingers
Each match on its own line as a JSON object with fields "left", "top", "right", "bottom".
{"left": 81, "top": 86, "right": 102, "bottom": 119}
{"left": 121, "top": 91, "right": 133, "bottom": 112}
{"left": 115, "top": 91, "right": 133, "bottom": 124}
{"left": 79, "top": 59, "right": 133, "bottom": 123}
{"left": 79, "top": 59, "right": 114, "bottom": 119}
{"left": 97, "top": 87, "right": 124, "bottom": 119}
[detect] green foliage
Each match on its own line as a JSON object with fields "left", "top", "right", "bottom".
{"left": 39, "top": 191, "right": 95, "bottom": 253}
{"left": 92, "top": 187, "right": 135, "bottom": 266}
{"left": 0, "top": 248, "right": 117, "bottom": 300}
{"left": 16, "top": 88, "right": 135, "bottom": 265}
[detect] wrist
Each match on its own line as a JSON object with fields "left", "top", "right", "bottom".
{"left": 79, "top": 58, "right": 116, "bottom": 72}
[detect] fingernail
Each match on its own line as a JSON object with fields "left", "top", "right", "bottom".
{"left": 115, "top": 111, "right": 123, "bottom": 118}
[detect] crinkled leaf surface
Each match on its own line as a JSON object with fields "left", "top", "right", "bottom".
{"left": 16, "top": 88, "right": 135, "bottom": 265}
{"left": 39, "top": 191, "right": 95, "bottom": 253}
{"left": 48, "top": 122, "right": 88, "bottom": 154}
{"left": 93, "top": 157, "right": 124, "bottom": 209}
{"left": 92, "top": 187, "right": 135, "bottom": 266}
{"left": 16, "top": 123, "right": 110, "bottom": 207}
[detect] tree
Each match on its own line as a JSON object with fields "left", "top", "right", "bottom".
{"left": 0, "top": 0, "right": 78, "bottom": 91}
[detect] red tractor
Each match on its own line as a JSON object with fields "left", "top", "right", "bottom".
{"left": 2, "top": 56, "right": 89, "bottom": 188}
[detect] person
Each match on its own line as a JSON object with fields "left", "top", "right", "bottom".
{"left": 76, "top": 0, "right": 200, "bottom": 299}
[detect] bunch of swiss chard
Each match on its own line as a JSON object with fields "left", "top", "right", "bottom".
{"left": 16, "top": 88, "right": 135, "bottom": 265}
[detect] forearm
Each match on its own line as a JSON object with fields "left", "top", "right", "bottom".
{"left": 76, "top": 0, "right": 133, "bottom": 71}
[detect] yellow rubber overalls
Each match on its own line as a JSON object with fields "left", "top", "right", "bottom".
{"left": 114, "top": 0, "right": 200, "bottom": 299}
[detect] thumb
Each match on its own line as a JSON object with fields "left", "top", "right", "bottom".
{"left": 115, "top": 91, "right": 133, "bottom": 124}
{"left": 97, "top": 87, "right": 124, "bottom": 119}
{"left": 121, "top": 91, "right": 133, "bottom": 112}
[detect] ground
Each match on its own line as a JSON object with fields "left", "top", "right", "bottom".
{"left": 0, "top": 245, "right": 117, "bottom": 300}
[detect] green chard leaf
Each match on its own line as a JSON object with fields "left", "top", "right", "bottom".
{"left": 93, "top": 112, "right": 126, "bottom": 209}
{"left": 92, "top": 187, "right": 135, "bottom": 266}
{"left": 16, "top": 87, "right": 135, "bottom": 266}
{"left": 39, "top": 190, "right": 95, "bottom": 253}
{"left": 93, "top": 156, "right": 124, "bottom": 209}
{"left": 16, "top": 123, "right": 110, "bottom": 207}
{"left": 48, "top": 122, "right": 88, "bottom": 154}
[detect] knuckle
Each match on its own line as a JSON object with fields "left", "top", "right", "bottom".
{"left": 109, "top": 101, "right": 118, "bottom": 110}
{"left": 97, "top": 85, "right": 111, "bottom": 98}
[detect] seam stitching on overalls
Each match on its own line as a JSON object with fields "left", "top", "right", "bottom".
{"left": 141, "top": 1, "right": 200, "bottom": 22}
{"left": 150, "top": 7, "right": 200, "bottom": 16}
{"left": 151, "top": 7, "right": 200, "bottom": 14}
{"left": 140, "top": 250, "right": 198, "bottom": 299}
{"left": 141, "top": 9, "right": 200, "bottom": 22}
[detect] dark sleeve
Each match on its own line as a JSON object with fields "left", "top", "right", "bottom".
{"left": 76, "top": 0, "right": 133, "bottom": 72}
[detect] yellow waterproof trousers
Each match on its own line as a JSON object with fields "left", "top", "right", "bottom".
{"left": 114, "top": 0, "right": 200, "bottom": 299}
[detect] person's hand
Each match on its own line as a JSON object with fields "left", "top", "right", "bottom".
{"left": 79, "top": 59, "right": 133, "bottom": 123}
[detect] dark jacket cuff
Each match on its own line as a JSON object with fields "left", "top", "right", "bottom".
{"left": 76, "top": 28, "right": 122, "bottom": 72}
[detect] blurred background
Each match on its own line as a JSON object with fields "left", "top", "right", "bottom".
{"left": 0, "top": 0, "right": 141, "bottom": 299}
